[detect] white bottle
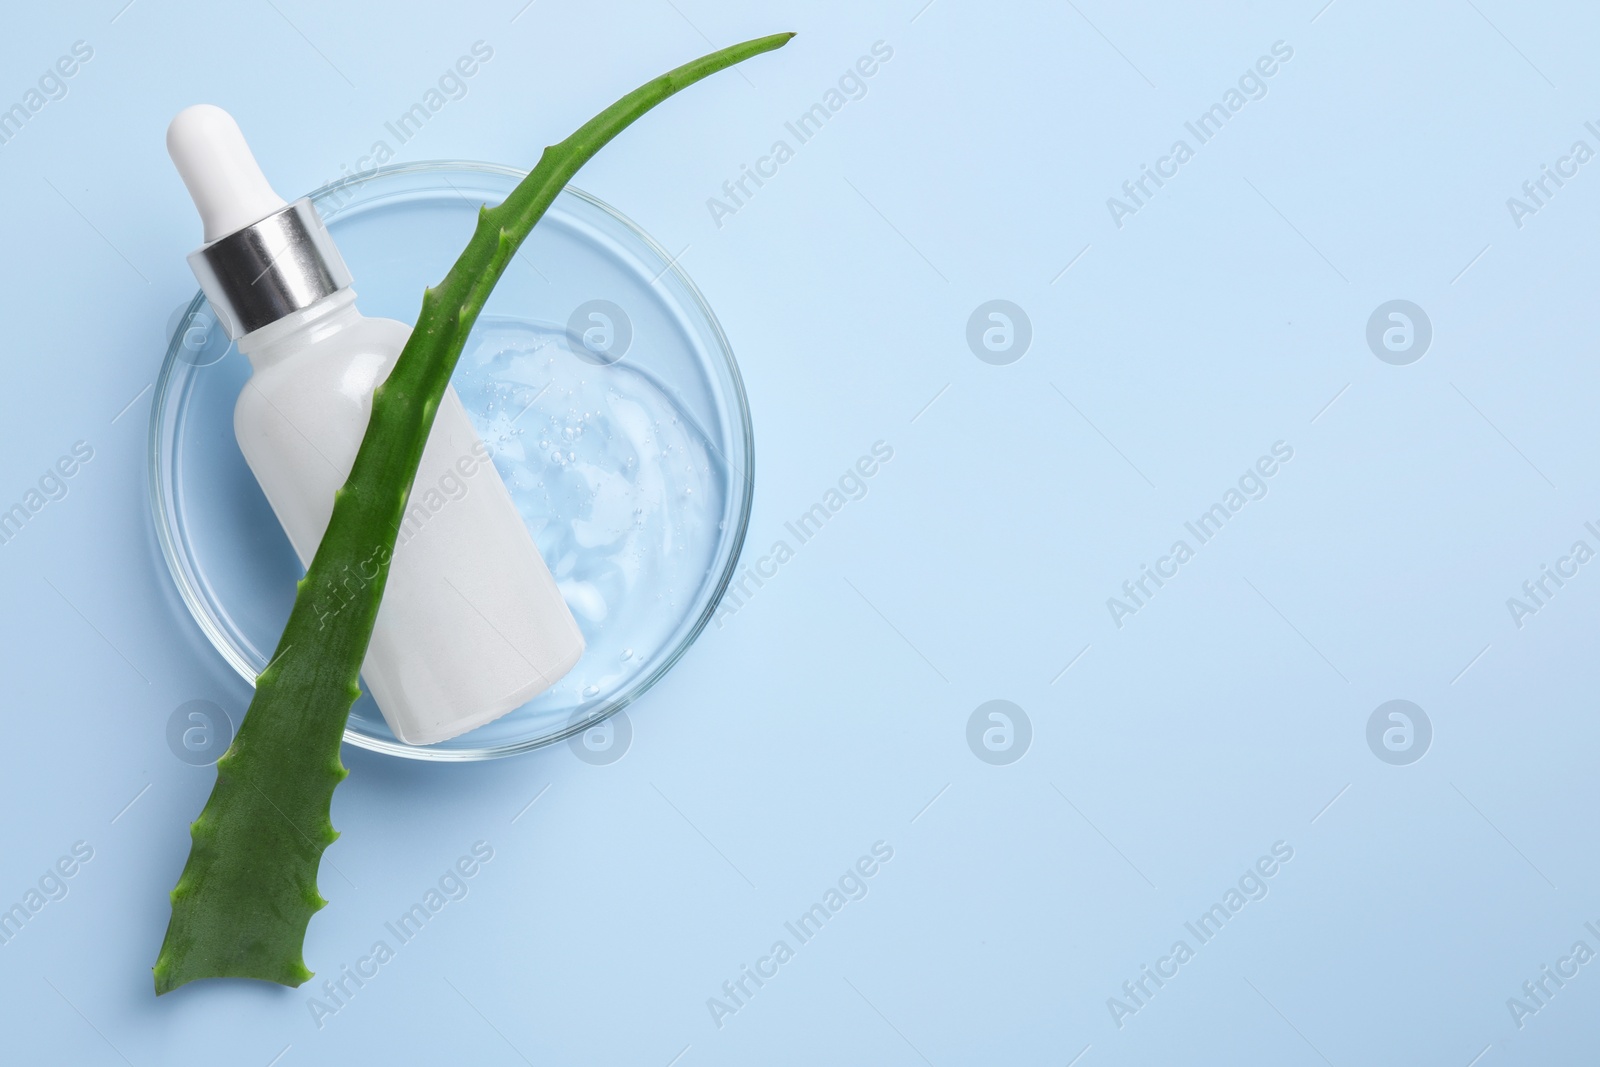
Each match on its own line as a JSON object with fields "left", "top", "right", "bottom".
{"left": 167, "top": 104, "right": 584, "bottom": 745}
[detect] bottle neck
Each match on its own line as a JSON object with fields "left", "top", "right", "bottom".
{"left": 236, "top": 289, "right": 361, "bottom": 370}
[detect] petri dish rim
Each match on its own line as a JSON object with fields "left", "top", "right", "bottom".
{"left": 147, "top": 159, "right": 754, "bottom": 762}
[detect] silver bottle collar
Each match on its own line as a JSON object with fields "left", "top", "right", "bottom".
{"left": 187, "top": 198, "right": 352, "bottom": 340}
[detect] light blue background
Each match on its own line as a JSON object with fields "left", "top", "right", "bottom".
{"left": 1, "top": 1, "right": 1597, "bottom": 1064}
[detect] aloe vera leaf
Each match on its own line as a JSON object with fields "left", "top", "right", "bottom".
{"left": 152, "top": 31, "right": 794, "bottom": 995}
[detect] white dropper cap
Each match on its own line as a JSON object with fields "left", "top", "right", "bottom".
{"left": 166, "top": 104, "right": 287, "bottom": 243}
{"left": 167, "top": 104, "right": 352, "bottom": 339}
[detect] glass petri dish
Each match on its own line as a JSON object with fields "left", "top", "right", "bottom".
{"left": 149, "top": 161, "right": 753, "bottom": 761}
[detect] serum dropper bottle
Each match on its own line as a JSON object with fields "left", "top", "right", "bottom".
{"left": 167, "top": 104, "right": 585, "bottom": 744}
